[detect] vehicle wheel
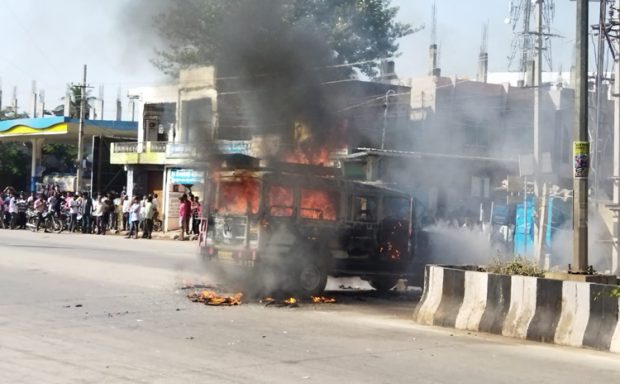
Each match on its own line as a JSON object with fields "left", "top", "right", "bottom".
{"left": 53, "top": 219, "right": 64, "bottom": 234}
{"left": 369, "top": 277, "right": 400, "bottom": 292}
{"left": 27, "top": 217, "right": 37, "bottom": 232}
{"left": 296, "top": 258, "right": 328, "bottom": 296}
{"left": 46, "top": 218, "right": 61, "bottom": 233}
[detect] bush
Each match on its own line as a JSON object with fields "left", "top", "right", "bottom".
{"left": 486, "top": 256, "right": 544, "bottom": 277}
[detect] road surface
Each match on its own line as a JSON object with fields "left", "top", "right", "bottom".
{"left": 0, "top": 230, "right": 619, "bottom": 383}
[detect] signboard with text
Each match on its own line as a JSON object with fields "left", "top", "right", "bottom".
{"left": 170, "top": 169, "right": 204, "bottom": 185}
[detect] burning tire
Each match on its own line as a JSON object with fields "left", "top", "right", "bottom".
{"left": 369, "top": 277, "right": 399, "bottom": 292}
{"left": 296, "top": 258, "right": 328, "bottom": 296}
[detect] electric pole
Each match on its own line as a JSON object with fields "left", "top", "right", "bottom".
{"left": 573, "top": 0, "right": 589, "bottom": 273}
{"left": 76, "top": 65, "right": 87, "bottom": 193}
{"left": 612, "top": 2, "right": 620, "bottom": 275}
{"left": 533, "top": 0, "right": 549, "bottom": 266}
{"left": 593, "top": 1, "right": 608, "bottom": 199}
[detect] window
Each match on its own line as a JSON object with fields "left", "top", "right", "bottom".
{"left": 300, "top": 189, "right": 338, "bottom": 221}
{"left": 216, "top": 179, "right": 259, "bottom": 215}
{"left": 268, "top": 185, "right": 294, "bottom": 217}
{"left": 352, "top": 196, "right": 377, "bottom": 222}
{"left": 382, "top": 197, "right": 410, "bottom": 220}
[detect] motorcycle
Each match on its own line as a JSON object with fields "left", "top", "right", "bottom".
{"left": 35, "top": 211, "right": 64, "bottom": 234}
{"left": 25, "top": 209, "right": 38, "bottom": 232}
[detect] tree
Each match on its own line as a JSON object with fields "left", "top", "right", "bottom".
{"left": 0, "top": 108, "right": 31, "bottom": 191}
{"left": 57, "top": 85, "right": 95, "bottom": 119}
{"left": 152, "top": 0, "right": 412, "bottom": 78}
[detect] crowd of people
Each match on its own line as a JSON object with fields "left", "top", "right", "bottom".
{"left": 0, "top": 185, "right": 203, "bottom": 241}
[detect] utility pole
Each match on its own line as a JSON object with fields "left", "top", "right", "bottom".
{"left": 533, "top": 0, "right": 546, "bottom": 265}
{"left": 572, "top": 0, "right": 589, "bottom": 273}
{"left": 612, "top": 2, "right": 620, "bottom": 275}
{"left": 593, "top": 1, "right": 608, "bottom": 199}
{"left": 76, "top": 65, "right": 87, "bottom": 193}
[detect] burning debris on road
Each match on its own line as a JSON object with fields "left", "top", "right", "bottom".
{"left": 186, "top": 293, "right": 337, "bottom": 308}
{"left": 310, "top": 296, "right": 336, "bottom": 304}
{"left": 260, "top": 296, "right": 337, "bottom": 307}
{"left": 261, "top": 297, "right": 299, "bottom": 308}
{"left": 187, "top": 291, "right": 243, "bottom": 306}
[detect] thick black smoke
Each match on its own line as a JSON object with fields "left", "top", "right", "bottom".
{"left": 213, "top": 1, "right": 345, "bottom": 149}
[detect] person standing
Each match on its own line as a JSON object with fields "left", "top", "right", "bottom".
{"left": 8, "top": 193, "right": 18, "bottom": 229}
{"left": 152, "top": 193, "right": 160, "bottom": 220}
{"left": 68, "top": 193, "right": 80, "bottom": 232}
{"left": 121, "top": 195, "right": 130, "bottom": 232}
{"left": 113, "top": 193, "right": 122, "bottom": 233}
{"left": 178, "top": 194, "right": 191, "bottom": 241}
{"left": 142, "top": 196, "right": 154, "bottom": 239}
{"left": 191, "top": 196, "right": 202, "bottom": 235}
{"left": 81, "top": 192, "right": 93, "bottom": 234}
{"left": 34, "top": 195, "right": 47, "bottom": 232}
{"left": 93, "top": 195, "right": 103, "bottom": 234}
{"left": 126, "top": 197, "right": 141, "bottom": 239}
{"left": 99, "top": 195, "right": 111, "bottom": 235}
{"left": 16, "top": 193, "right": 27, "bottom": 229}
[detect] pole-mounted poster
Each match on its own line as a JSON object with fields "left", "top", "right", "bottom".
{"left": 573, "top": 141, "right": 589, "bottom": 178}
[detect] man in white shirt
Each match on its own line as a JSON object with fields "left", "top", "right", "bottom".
{"left": 68, "top": 193, "right": 80, "bottom": 232}
{"left": 122, "top": 196, "right": 131, "bottom": 232}
{"left": 8, "top": 193, "right": 18, "bottom": 229}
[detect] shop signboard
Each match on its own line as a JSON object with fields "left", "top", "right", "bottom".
{"left": 170, "top": 168, "right": 204, "bottom": 185}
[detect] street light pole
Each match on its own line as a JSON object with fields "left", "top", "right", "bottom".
{"left": 381, "top": 89, "right": 396, "bottom": 150}
{"left": 76, "top": 64, "right": 87, "bottom": 193}
{"left": 572, "top": 0, "right": 589, "bottom": 273}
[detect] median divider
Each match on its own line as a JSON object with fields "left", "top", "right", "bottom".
{"left": 414, "top": 265, "right": 620, "bottom": 353}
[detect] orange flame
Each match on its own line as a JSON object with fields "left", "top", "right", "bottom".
{"left": 268, "top": 186, "right": 294, "bottom": 216}
{"left": 300, "top": 189, "right": 338, "bottom": 220}
{"left": 217, "top": 178, "right": 259, "bottom": 215}
{"left": 283, "top": 147, "right": 331, "bottom": 166}
{"left": 188, "top": 290, "right": 243, "bottom": 306}
{"left": 310, "top": 296, "right": 336, "bottom": 303}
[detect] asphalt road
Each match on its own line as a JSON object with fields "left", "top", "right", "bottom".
{"left": 1, "top": 230, "right": 619, "bottom": 384}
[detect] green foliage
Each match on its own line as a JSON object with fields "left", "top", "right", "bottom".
{"left": 42, "top": 143, "right": 78, "bottom": 172}
{"left": 487, "top": 256, "right": 545, "bottom": 277}
{"left": 65, "top": 85, "right": 94, "bottom": 119}
{"left": 0, "top": 108, "right": 31, "bottom": 190}
{"left": 611, "top": 287, "right": 620, "bottom": 298}
{"left": 152, "top": 0, "right": 412, "bottom": 78}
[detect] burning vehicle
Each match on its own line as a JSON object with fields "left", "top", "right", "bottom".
{"left": 201, "top": 154, "right": 415, "bottom": 296}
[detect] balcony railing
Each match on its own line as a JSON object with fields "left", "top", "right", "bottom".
{"left": 114, "top": 142, "right": 139, "bottom": 153}
{"left": 110, "top": 141, "right": 169, "bottom": 165}
{"left": 150, "top": 142, "right": 168, "bottom": 153}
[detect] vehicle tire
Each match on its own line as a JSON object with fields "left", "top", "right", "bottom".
{"left": 369, "top": 277, "right": 400, "bottom": 292}
{"left": 47, "top": 217, "right": 62, "bottom": 233}
{"left": 296, "top": 258, "right": 328, "bottom": 296}
{"left": 27, "top": 217, "right": 37, "bottom": 232}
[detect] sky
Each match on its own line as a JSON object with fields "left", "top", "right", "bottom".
{"left": 0, "top": 0, "right": 604, "bottom": 120}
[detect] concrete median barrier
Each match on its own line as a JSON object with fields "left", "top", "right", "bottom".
{"left": 414, "top": 265, "right": 620, "bottom": 353}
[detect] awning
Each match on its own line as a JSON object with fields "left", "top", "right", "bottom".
{"left": 0, "top": 116, "right": 137, "bottom": 142}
